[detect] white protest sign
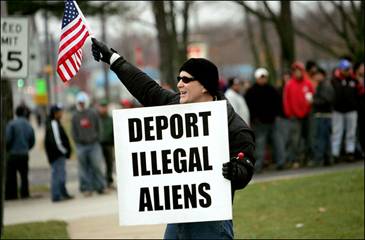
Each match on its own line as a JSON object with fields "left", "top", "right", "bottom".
{"left": 113, "top": 101, "right": 232, "bottom": 226}
{"left": 1, "top": 17, "right": 29, "bottom": 79}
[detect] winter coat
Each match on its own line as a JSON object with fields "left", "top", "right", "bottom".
{"left": 44, "top": 119, "right": 72, "bottom": 163}
{"left": 110, "top": 57, "right": 255, "bottom": 193}
{"left": 224, "top": 88, "right": 250, "bottom": 125}
{"left": 245, "top": 83, "right": 281, "bottom": 125}
{"left": 312, "top": 79, "right": 335, "bottom": 114}
{"left": 331, "top": 69, "right": 359, "bottom": 113}
{"left": 6, "top": 117, "right": 35, "bottom": 155}
{"left": 71, "top": 108, "right": 101, "bottom": 145}
{"left": 284, "top": 71, "right": 314, "bottom": 119}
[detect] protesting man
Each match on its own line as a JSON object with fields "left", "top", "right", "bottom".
{"left": 91, "top": 38, "right": 255, "bottom": 239}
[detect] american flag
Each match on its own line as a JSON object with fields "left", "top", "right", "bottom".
{"left": 57, "top": 0, "right": 91, "bottom": 82}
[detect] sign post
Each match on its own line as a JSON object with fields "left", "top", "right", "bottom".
{"left": 113, "top": 101, "right": 232, "bottom": 226}
{"left": 1, "top": 17, "right": 29, "bottom": 79}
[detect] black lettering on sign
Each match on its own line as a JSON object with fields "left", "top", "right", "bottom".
{"left": 138, "top": 183, "right": 212, "bottom": 211}
{"left": 184, "top": 184, "right": 197, "bottom": 209}
{"left": 128, "top": 118, "right": 142, "bottom": 142}
{"left": 202, "top": 146, "right": 213, "bottom": 170}
{"left": 170, "top": 114, "right": 183, "bottom": 139}
{"left": 185, "top": 113, "right": 198, "bottom": 137}
{"left": 164, "top": 185, "right": 171, "bottom": 210}
{"left": 198, "top": 183, "right": 211, "bottom": 208}
{"left": 189, "top": 147, "right": 203, "bottom": 172}
{"left": 132, "top": 152, "right": 139, "bottom": 176}
{"left": 173, "top": 148, "right": 187, "bottom": 173}
{"left": 140, "top": 152, "right": 150, "bottom": 176}
{"left": 144, "top": 117, "right": 154, "bottom": 141}
{"left": 155, "top": 115, "right": 168, "bottom": 140}
{"left": 199, "top": 111, "right": 211, "bottom": 136}
{"left": 151, "top": 151, "right": 161, "bottom": 175}
{"left": 172, "top": 185, "right": 183, "bottom": 209}
{"left": 162, "top": 149, "right": 173, "bottom": 174}
{"left": 153, "top": 186, "right": 163, "bottom": 211}
{"left": 139, "top": 187, "right": 153, "bottom": 211}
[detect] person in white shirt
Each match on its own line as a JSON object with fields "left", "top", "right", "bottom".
{"left": 225, "top": 77, "right": 250, "bottom": 125}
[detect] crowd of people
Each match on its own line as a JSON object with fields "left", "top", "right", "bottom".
{"left": 222, "top": 58, "right": 364, "bottom": 173}
{"left": 4, "top": 57, "right": 364, "bottom": 203}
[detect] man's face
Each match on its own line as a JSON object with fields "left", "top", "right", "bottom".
{"left": 293, "top": 68, "right": 302, "bottom": 79}
{"left": 256, "top": 75, "right": 268, "bottom": 85}
{"left": 98, "top": 105, "right": 108, "bottom": 115}
{"left": 78, "top": 101, "right": 85, "bottom": 109}
{"left": 232, "top": 82, "right": 241, "bottom": 93}
{"left": 177, "top": 71, "right": 207, "bottom": 104}
{"left": 341, "top": 68, "right": 351, "bottom": 77}
{"left": 312, "top": 72, "right": 325, "bottom": 83}
{"left": 55, "top": 110, "right": 63, "bottom": 120}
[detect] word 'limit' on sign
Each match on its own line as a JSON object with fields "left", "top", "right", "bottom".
{"left": 1, "top": 17, "right": 29, "bottom": 79}
{"left": 113, "top": 101, "right": 232, "bottom": 226}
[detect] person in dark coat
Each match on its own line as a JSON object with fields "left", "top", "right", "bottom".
{"left": 97, "top": 99, "right": 115, "bottom": 188}
{"left": 44, "top": 104, "right": 73, "bottom": 202}
{"left": 308, "top": 68, "right": 335, "bottom": 167}
{"left": 245, "top": 68, "right": 282, "bottom": 172}
{"left": 5, "top": 105, "right": 35, "bottom": 200}
{"left": 91, "top": 38, "right": 255, "bottom": 240}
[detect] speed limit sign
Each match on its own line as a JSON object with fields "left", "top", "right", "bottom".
{"left": 1, "top": 17, "right": 29, "bottom": 79}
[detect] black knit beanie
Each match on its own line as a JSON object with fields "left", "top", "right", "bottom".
{"left": 179, "top": 58, "right": 219, "bottom": 97}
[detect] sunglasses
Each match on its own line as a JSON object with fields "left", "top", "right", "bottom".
{"left": 177, "top": 76, "right": 195, "bottom": 83}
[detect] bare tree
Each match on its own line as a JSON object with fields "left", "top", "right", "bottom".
{"left": 295, "top": 1, "right": 364, "bottom": 62}
{"left": 236, "top": 1, "right": 294, "bottom": 73}
{"left": 243, "top": 8, "right": 261, "bottom": 68}
{"left": 152, "top": 1, "right": 192, "bottom": 90}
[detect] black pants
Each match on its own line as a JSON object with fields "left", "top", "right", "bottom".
{"left": 5, "top": 154, "right": 30, "bottom": 200}
{"left": 101, "top": 144, "right": 114, "bottom": 186}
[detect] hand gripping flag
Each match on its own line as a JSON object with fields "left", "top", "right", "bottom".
{"left": 57, "top": 0, "right": 92, "bottom": 82}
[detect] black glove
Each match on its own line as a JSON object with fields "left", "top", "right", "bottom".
{"left": 222, "top": 153, "right": 254, "bottom": 181}
{"left": 91, "top": 38, "right": 117, "bottom": 64}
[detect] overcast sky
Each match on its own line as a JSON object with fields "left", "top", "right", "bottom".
{"left": 34, "top": 1, "right": 323, "bottom": 44}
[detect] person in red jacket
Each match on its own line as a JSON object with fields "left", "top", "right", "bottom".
{"left": 283, "top": 61, "right": 315, "bottom": 168}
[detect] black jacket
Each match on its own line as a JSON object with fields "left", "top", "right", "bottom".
{"left": 44, "top": 119, "right": 72, "bottom": 163}
{"left": 313, "top": 80, "right": 335, "bottom": 113}
{"left": 331, "top": 70, "right": 359, "bottom": 113}
{"left": 245, "top": 83, "right": 281, "bottom": 124}
{"left": 110, "top": 57, "right": 255, "bottom": 195}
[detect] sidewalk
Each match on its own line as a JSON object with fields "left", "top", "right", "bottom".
{"left": 4, "top": 160, "right": 363, "bottom": 239}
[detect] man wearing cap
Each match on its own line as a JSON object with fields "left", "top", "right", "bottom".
{"left": 44, "top": 104, "right": 73, "bottom": 202}
{"left": 245, "top": 68, "right": 282, "bottom": 172}
{"left": 91, "top": 38, "right": 255, "bottom": 239}
{"left": 331, "top": 59, "right": 360, "bottom": 162}
{"left": 72, "top": 91, "right": 107, "bottom": 196}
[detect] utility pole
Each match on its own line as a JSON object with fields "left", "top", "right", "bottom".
{"left": 101, "top": 5, "right": 109, "bottom": 102}
{"left": 44, "top": 8, "right": 52, "bottom": 105}
{"left": 0, "top": 2, "right": 13, "bottom": 238}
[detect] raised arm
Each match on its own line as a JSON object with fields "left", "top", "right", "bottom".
{"left": 91, "top": 38, "right": 178, "bottom": 107}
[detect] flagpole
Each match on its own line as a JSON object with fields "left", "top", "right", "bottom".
{"left": 73, "top": 0, "right": 94, "bottom": 40}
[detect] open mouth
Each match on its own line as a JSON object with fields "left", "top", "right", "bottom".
{"left": 180, "top": 91, "right": 187, "bottom": 96}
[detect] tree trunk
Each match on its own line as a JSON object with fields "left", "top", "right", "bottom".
{"left": 244, "top": 8, "right": 260, "bottom": 68}
{"left": 276, "top": 1, "right": 294, "bottom": 73}
{"left": 152, "top": 2, "right": 175, "bottom": 89}
{"left": 259, "top": 17, "right": 277, "bottom": 84}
